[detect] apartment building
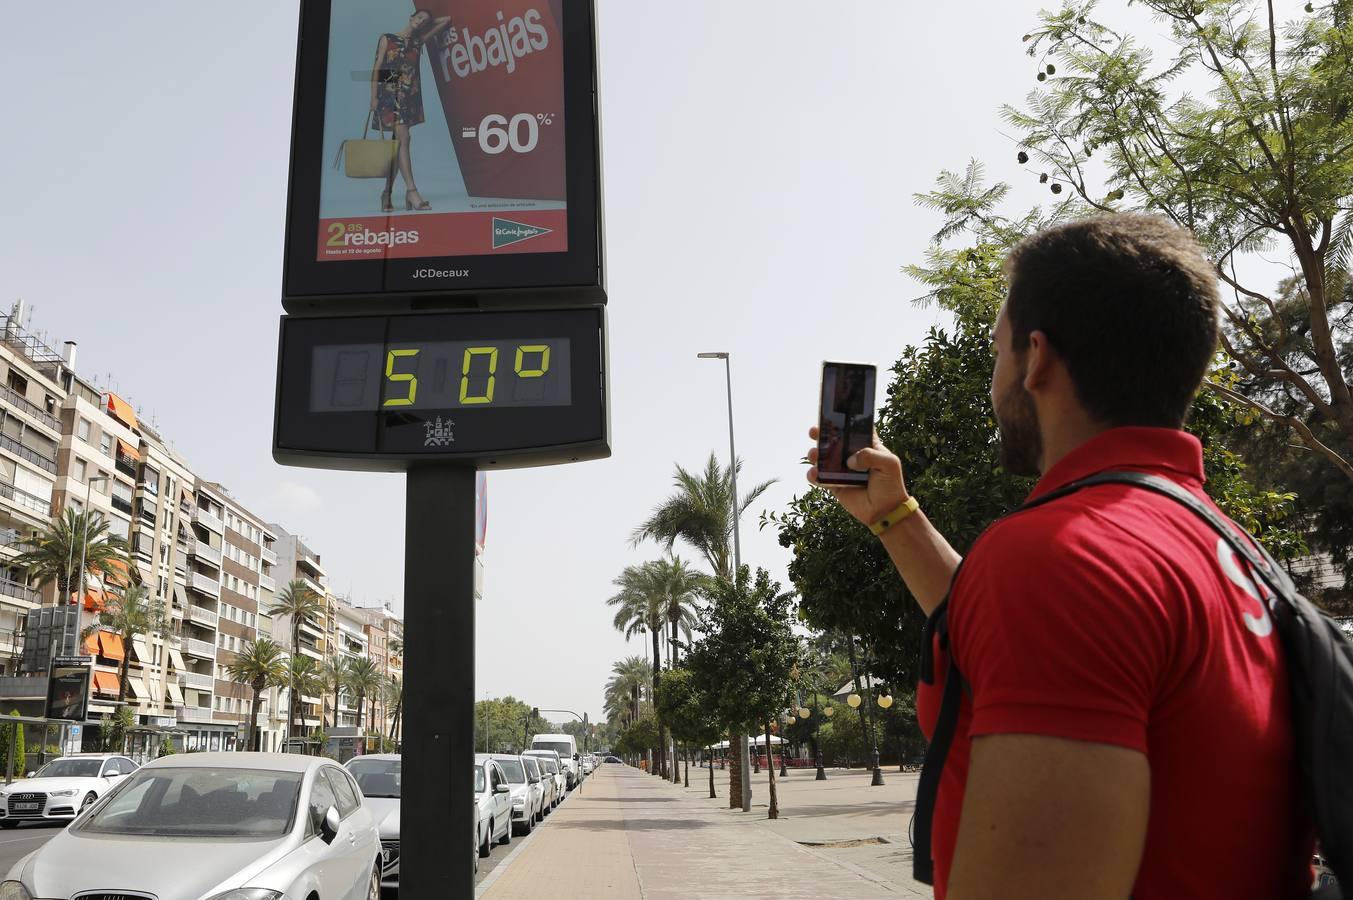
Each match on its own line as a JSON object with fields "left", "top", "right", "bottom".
{"left": 268, "top": 525, "right": 328, "bottom": 736}
{"left": 0, "top": 313, "right": 68, "bottom": 673}
{"left": 358, "top": 602, "right": 404, "bottom": 738}
{"left": 333, "top": 599, "right": 368, "bottom": 730}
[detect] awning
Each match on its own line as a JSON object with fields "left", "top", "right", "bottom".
{"left": 116, "top": 439, "right": 140, "bottom": 461}
{"left": 124, "top": 672, "right": 148, "bottom": 700}
{"left": 173, "top": 583, "right": 187, "bottom": 607}
{"left": 98, "top": 632, "right": 126, "bottom": 662}
{"left": 92, "top": 671, "right": 120, "bottom": 694}
{"left": 83, "top": 634, "right": 100, "bottom": 656}
{"left": 82, "top": 588, "right": 105, "bottom": 612}
{"left": 131, "top": 636, "right": 151, "bottom": 663}
{"left": 106, "top": 393, "right": 138, "bottom": 430}
{"left": 169, "top": 648, "right": 187, "bottom": 672}
{"left": 166, "top": 679, "right": 185, "bottom": 706}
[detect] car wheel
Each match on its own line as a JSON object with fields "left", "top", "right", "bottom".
{"left": 366, "top": 863, "right": 381, "bottom": 900}
{"left": 474, "top": 833, "right": 480, "bottom": 873}
{"left": 0, "top": 822, "right": 16, "bottom": 830}
{"left": 80, "top": 793, "right": 96, "bottom": 812}
{"left": 478, "top": 824, "right": 491, "bottom": 859}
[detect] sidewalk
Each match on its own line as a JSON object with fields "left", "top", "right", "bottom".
{"left": 480, "top": 763, "right": 930, "bottom": 899}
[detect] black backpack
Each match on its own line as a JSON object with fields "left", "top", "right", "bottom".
{"left": 912, "top": 471, "right": 1352, "bottom": 898}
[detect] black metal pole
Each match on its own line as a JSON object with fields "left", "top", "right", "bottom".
{"left": 401, "top": 466, "right": 476, "bottom": 898}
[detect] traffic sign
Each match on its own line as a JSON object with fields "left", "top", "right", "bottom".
{"left": 281, "top": 0, "right": 604, "bottom": 311}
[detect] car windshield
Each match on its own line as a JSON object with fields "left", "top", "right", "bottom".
{"left": 474, "top": 767, "right": 486, "bottom": 794}
{"left": 498, "top": 760, "right": 525, "bottom": 783}
{"left": 35, "top": 758, "right": 102, "bottom": 778}
{"left": 533, "top": 742, "right": 572, "bottom": 759}
{"left": 78, "top": 768, "right": 301, "bottom": 838}
{"left": 346, "top": 758, "right": 400, "bottom": 798}
{"left": 522, "top": 758, "right": 539, "bottom": 781}
{"left": 538, "top": 757, "right": 559, "bottom": 775}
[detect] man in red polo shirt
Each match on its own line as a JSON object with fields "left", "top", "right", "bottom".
{"left": 807, "top": 215, "right": 1314, "bottom": 899}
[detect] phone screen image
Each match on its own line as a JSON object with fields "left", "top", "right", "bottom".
{"left": 817, "top": 362, "right": 877, "bottom": 486}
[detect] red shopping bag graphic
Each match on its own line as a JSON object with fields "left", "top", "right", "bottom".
{"left": 422, "top": 0, "right": 567, "bottom": 201}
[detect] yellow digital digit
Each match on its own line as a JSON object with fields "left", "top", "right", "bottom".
{"left": 382, "top": 349, "right": 420, "bottom": 407}
{"left": 460, "top": 346, "right": 499, "bottom": 405}
{"left": 515, "top": 344, "right": 551, "bottom": 378}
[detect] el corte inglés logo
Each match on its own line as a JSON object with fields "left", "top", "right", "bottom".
{"left": 492, "top": 218, "right": 553, "bottom": 249}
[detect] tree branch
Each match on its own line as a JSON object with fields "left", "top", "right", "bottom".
{"left": 1203, "top": 381, "right": 1353, "bottom": 481}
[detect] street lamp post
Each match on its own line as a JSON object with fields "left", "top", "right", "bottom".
{"left": 697, "top": 351, "right": 751, "bottom": 812}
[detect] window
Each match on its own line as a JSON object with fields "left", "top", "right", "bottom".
{"left": 73, "top": 458, "right": 87, "bottom": 483}
{"left": 77, "top": 418, "right": 91, "bottom": 442}
{"left": 6, "top": 371, "right": 27, "bottom": 396}
{"left": 143, "top": 466, "right": 159, "bottom": 496}
{"left": 308, "top": 769, "right": 338, "bottom": 830}
{"left": 324, "top": 768, "right": 360, "bottom": 817}
{"left": 100, "top": 434, "right": 113, "bottom": 456}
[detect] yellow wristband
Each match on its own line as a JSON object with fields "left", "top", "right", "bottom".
{"left": 870, "top": 496, "right": 920, "bottom": 535}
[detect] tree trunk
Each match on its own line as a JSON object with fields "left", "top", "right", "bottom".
{"left": 388, "top": 692, "right": 402, "bottom": 741}
{"left": 708, "top": 746, "right": 716, "bottom": 798}
{"left": 684, "top": 745, "right": 689, "bottom": 787}
{"left": 116, "top": 644, "right": 130, "bottom": 704}
{"left": 765, "top": 725, "right": 778, "bottom": 820}
{"left": 728, "top": 727, "right": 741, "bottom": 809}
{"left": 651, "top": 628, "right": 666, "bottom": 779}
{"left": 246, "top": 683, "right": 262, "bottom": 753}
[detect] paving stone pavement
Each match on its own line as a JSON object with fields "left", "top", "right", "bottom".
{"left": 480, "top": 763, "right": 926, "bottom": 899}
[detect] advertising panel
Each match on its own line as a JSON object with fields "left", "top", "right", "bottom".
{"left": 283, "top": 0, "right": 602, "bottom": 306}
{"left": 46, "top": 668, "right": 90, "bottom": 722}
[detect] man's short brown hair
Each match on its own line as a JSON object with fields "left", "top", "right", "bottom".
{"left": 1004, "top": 214, "right": 1221, "bottom": 429}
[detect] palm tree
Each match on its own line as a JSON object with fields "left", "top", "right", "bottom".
{"left": 16, "top": 508, "right": 129, "bottom": 601}
{"left": 345, "top": 658, "right": 385, "bottom": 735}
{"left": 609, "top": 563, "right": 671, "bottom": 776}
{"left": 286, "top": 655, "right": 324, "bottom": 747}
{"left": 605, "top": 656, "right": 651, "bottom": 728}
{"left": 322, "top": 656, "right": 350, "bottom": 730}
{"left": 80, "top": 582, "right": 168, "bottom": 704}
{"left": 267, "top": 581, "right": 324, "bottom": 742}
{"left": 385, "top": 675, "right": 403, "bottom": 743}
{"left": 650, "top": 557, "right": 704, "bottom": 667}
{"left": 631, "top": 454, "right": 774, "bottom": 580}
{"left": 226, "top": 639, "right": 289, "bottom": 753}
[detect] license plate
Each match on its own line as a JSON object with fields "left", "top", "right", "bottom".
{"left": 13, "top": 802, "right": 38, "bottom": 811}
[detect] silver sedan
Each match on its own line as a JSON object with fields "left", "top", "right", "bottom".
{"left": 0, "top": 752, "right": 382, "bottom": 900}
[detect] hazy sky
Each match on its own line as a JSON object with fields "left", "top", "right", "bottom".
{"left": 1, "top": 1, "right": 1302, "bottom": 723}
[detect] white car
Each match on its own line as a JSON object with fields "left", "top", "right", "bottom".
{"left": 530, "top": 734, "right": 579, "bottom": 788}
{"left": 523, "top": 755, "right": 556, "bottom": 816}
{"left": 0, "top": 754, "right": 137, "bottom": 827}
{"left": 523, "top": 751, "right": 565, "bottom": 806}
{"left": 487, "top": 754, "right": 542, "bottom": 836}
{"left": 1, "top": 752, "right": 382, "bottom": 900}
{"left": 346, "top": 754, "right": 401, "bottom": 890}
{"left": 474, "top": 755, "right": 512, "bottom": 859}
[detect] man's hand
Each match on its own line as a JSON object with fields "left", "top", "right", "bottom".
{"left": 806, "top": 426, "right": 910, "bottom": 526}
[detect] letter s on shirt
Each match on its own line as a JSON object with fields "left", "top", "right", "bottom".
{"left": 1216, "top": 537, "right": 1274, "bottom": 638}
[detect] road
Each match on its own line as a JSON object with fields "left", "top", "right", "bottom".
{"left": 0, "top": 823, "right": 62, "bottom": 877}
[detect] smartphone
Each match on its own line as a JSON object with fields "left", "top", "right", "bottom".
{"left": 816, "top": 361, "right": 877, "bottom": 487}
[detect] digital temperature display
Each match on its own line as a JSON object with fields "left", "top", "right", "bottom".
{"left": 274, "top": 307, "right": 608, "bottom": 471}
{"left": 311, "top": 340, "right": 572, "bottom": 412}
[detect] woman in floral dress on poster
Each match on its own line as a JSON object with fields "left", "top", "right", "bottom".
{"left": 369, "top": 9, "right": 452, "bottom": 212}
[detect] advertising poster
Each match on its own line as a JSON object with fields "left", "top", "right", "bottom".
{"left": 45, "top": 668, "right": 90, "bottom": 722}
{"left": 319, "top": 0, "right": 569, "bottom": 262}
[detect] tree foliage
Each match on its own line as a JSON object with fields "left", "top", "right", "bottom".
{"left": 655, "top": 667, "right": 723, "bottom": 748}
{"left": 1007, "top": 0, "right": 1353, "bottom": 477}
{"left": 474, "top": 696, "right": 550, "bottom": 754}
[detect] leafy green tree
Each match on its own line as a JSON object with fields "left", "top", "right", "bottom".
{"left": 0, "top": 712, "right": 25, "bottom": 777}
{"left": 686, "top": 567, "right": 798, "bottom": 818}
{"left": 1006, "top": 0, "right": 1353, "bottom": 478}
{"left": 267, "top": 580, "right": 325, "bottom": 740}
{"left": 226, "top": 639, "right": 289, "bottom": 752}
{"left": 81, "top": 582, "right": 170, "bottom": 704}
{"left": 102, "top": 706, "right": 134, "bottom": 754}
{"left": 15, "top": 509, "right": 129, "bottom": 601}
{"left": 656, "top": 667, "right": 723, "bottom": 795}
{"left": 157, "top": 735, "right": 176, "bottom": 758}
{"left": 474, "top": 696, "right": 548, "bottom": 753}
{"left": 615, "top": 712, "right": 659, "bottom": 765}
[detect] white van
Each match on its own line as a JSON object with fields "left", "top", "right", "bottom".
{"left": 530, "top": 734, "right": 579, "bottom": 788}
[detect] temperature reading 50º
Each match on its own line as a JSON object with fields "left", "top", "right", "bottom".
{"left": 475, "top": 113, "right": 555, "bottom": 155}
{"left": 383, "top": 344, "right": 552, "bottom": 407}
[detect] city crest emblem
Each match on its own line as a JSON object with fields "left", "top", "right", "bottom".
{"left": 424, "top": 416, "right": 455, "bottom": 447}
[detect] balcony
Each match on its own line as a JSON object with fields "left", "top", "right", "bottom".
{"left": 111, "top": 495, "right": 133, "bottom": 515}
{"left": 259, "top": 574, "right": 276, "bottom": 593}
{"left": 179, "top": 705, "right": 215, "bottom": 724}
{"left": 300, "top": 576, "right": 324, "bottom": 597}
{"left": 0, "top": 576, "right": 38, "bottom": 605}
{"left": 184, "top": 638, "right": 216, "bottom": 660}
{"left": 115, "top": 455, "right": 136, "bottom": 478}
{"left": 0, "top": 384, "right": 59, "bottom": 433}
{"left": 190, "top": 571, "right": 220, "bottom": 598}
{"left": 193, "top": 507, "right": 224, "bottom": 534}
{"left": 187, "top": 604, "right": 218, "bottom": 629}
{"left": 262, "top": 546, "right": 278, "bottom": 566}
{"left": 179, "top": 671, "right": 214, "bottom": 691}
{"left": 191, "top": 541, "right": 222, "bottom": 568}
{"left": 0, "top": 433, "right": 56, "bottom": 474}
{"left": 0, "top": 481, "right": 49, "bottom": 518}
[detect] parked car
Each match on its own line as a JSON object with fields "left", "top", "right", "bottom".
{"left": 0, "top": 752, "right": 381, "bottom": 900}
{"left": 0, "top": 754, "right": 138, "bottom": 827}
{"left": 346, "top": 753, "right": 401, "bottom": 890}
{"left": 474, "top": 754, "right": 512, "bottom": 859}
{"left": 487, "top": 754, "right": 541, "bottom": 836}
{"left": 523, "top": 751, "right": 565, "bottom": 806}
{"left": 581, "top": 755, "right": 595, "bottom": 776}
{"left": 605, "top": 756, "right": 622, "bottom": 764}
{"left": 521, "top": 755, "right": 555, "bottom": 819}
{"left": 530, "top": 734, "right": 579, "bottom": 788}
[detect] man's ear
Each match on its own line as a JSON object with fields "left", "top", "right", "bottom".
{"left": 1022, "top": 329, "right": 1056, "bottom": 391}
